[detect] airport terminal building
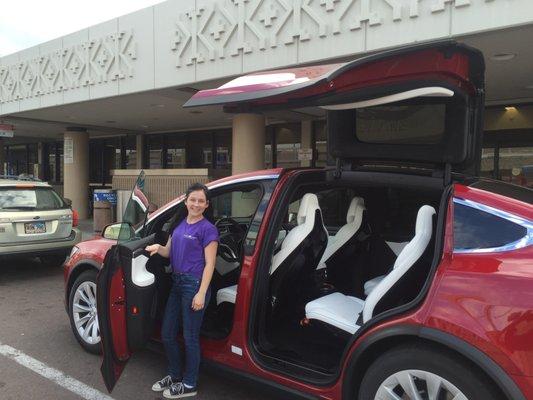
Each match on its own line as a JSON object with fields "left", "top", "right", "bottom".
{"left": 1, "top": 0, "right": 533, "bottom": 217}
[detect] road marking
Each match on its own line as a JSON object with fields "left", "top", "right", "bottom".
{"left": 0, "top": 342, "right": 115, "bottom": 400}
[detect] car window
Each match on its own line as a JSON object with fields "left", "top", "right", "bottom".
{"left": 317, "top": 188, "right": 356, "bottom": 227}
{"left": 355, "top": 102, "right": 446, "bottom": 145}
{"left": 243, "top": 180, "right": 277, "bottom": 252}
{"left": 453, "top": 199, "right": 529, "bottom": 252}
{"left": 286, "top": 188, "right": 356, "bottom": 228}
{"left": 210, "top": 186, "right": 262, "bottom": 219}
{"left": 0, "top": 187, "right": 65, "bottom": 210}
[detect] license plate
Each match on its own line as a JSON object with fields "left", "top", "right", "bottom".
{"left": 25, "top": 222, "right": 46, "bottom": 234}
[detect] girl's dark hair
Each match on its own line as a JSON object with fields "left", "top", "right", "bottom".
{"left": 185, "top": 182, "right": 210, "bottom": 201}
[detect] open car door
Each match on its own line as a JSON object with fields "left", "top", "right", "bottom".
{"left": 96, "top": 171, "right": 158, "bottom": 392}
{"left": 185, "top": 40, "right": 485, "bottom": 176}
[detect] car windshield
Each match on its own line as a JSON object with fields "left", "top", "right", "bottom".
{"left": 0, "top": 187, "right": 65, "bottom": 211}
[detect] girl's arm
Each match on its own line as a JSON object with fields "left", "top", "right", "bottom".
{"left": 192, "top": 241, "right": 218, "bottom": 311}
{"left": 145, "top": 236, "right": 172, "bottom": 258}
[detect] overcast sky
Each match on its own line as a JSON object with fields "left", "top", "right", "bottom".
{"left": 0, "top": 0, "right": 165, "bottom": 57}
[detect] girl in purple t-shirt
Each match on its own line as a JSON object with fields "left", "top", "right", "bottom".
{"left": 145, "top": 183, "right": 218, "bottom": 399}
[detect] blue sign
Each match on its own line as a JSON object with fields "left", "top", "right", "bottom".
{"left": 94, "top": 191, "right": 117, "bottom": 205}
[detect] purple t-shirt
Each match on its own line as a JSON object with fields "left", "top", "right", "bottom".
{"left": 170, "top": 218, "right": 219, "bottom": 278}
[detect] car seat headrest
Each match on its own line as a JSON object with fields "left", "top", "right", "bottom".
{"left": 347, "top": 197, "right": 365, "bottom": 224}
{"left": 297, "top": 193, "right": 320, "bottom": 225}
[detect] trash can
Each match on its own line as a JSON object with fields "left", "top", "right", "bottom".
{"left": 93, "top": 189, "right": 117, "bottom": 233}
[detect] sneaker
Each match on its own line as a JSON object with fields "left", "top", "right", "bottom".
{"left": 152, "top": 375, "right": 177, "bottom": 392}
{"left": 163, "top": 382, "right": 197, "bottom": 398}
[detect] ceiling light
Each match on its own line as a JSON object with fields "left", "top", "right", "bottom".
{"left": 505, "top": 106, "right": 517, "bottom": 112}
{"left": 149, "top": 104, "right": 165, "bottom": 108}
{"left": 490, "top": 53, "right": 516, "bottom": 61}
{"left": 141, "top": 125, "right": 149, "bottom": 128}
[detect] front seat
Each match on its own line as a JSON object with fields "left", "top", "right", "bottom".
{"left": 269, "top": 193, "right": 328, "bottom": 311}
{"left": 317, "top": 196, "right": 365, "bottom": 269}
{"left": 304, "top": 205, "right": 435, "bottom": 334}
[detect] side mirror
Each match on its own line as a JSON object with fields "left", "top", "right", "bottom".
{"left": 102, "top": 222, "right": 134, "bottom": 241}
{"left": 64, "top": 198, "right": 72, "bottom": 207}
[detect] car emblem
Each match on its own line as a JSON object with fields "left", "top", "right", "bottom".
{"left": 33, "top": 216, "right": 40, "bottom": 220}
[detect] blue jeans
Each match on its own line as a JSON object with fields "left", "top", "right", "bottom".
{"left": 161, "top": 273, "right": 211, "bottom": 387}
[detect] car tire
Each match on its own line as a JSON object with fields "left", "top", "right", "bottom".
{"left": 40, "top": 252, "right": 67, "bottom": 266}
{"left": 69, "top": 270, "right": 102, "bottom": 355}
{"left": 358, "top": 344, "right": 501, "bottom": 400}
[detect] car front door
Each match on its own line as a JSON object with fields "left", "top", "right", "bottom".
{"left": 96, "top": 171, "right": 159, "bottom": 392}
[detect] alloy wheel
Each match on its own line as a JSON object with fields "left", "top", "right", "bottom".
{"left": 72, "top": 281, "right": 100, "bottom": 345}
{"left": 376, "top": 369, "right": 468, "bottom": 400}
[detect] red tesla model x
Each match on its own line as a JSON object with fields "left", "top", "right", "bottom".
{"left": 64, "top": 41, "right": 533, "bottom": 400}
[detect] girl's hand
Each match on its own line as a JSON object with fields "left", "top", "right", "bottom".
{"left": 145, "top": 244, "right": 160, "bottom": 256}
{"left": 192, "top": 292, "right": 205, "bottom": 311}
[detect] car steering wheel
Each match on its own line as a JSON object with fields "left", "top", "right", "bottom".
{"left": 215, "top": 217, "right": 246, "bottom": 263}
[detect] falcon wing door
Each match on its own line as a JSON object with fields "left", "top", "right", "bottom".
{"left": 185, "top": 41, "right": 485, "bottom": 174}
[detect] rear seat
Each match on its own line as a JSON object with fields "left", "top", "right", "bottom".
{"left": 364, "top": 241, "right": 409, "bottom": 295}
{"left": 216, "top": 284, "right": 237, "bottom": 305}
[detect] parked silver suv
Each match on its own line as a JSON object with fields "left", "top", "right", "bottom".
{"left": 0, "top": 176, "right": 82, "bottom": 265}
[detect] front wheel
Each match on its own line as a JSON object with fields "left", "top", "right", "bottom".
{"left": 359, "top": 344, "right": 501, "bottom": 400}
{"left": 69, "top": 270, "right": 102, "bottom": 354}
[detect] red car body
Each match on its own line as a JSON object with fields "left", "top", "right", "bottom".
{"left": 64, "top": 41, "right": 533, "bottom": 400}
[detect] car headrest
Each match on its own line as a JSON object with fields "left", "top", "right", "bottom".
{"left": 346, "top": 197, "right": 365, "bottom": 224}
{"left": 297, "top": 193, "right": 320, "bottom": 225}
{"left": 394, "top": 205, "right": 436, "bottom": 269}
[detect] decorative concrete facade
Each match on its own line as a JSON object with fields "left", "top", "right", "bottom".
{"left": 1, "top": 0, "right": 533, "bottom": 116}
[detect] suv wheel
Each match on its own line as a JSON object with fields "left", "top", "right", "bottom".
{"left": 359, "top": 344, "right": 500, "bottom": 400}
{"left": 69, "top": 270, "right": 101, "bottom": 354}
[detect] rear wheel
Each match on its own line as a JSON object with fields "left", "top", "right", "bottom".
{"left": 69, "top": 270, "right": 101, "bottom": 354}
{"left": 358, "top": 344, "right": 501, "bottom": 400}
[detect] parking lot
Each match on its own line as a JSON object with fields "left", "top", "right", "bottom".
{"left": 0, "top": 257, "right": 272, "bottom": 400}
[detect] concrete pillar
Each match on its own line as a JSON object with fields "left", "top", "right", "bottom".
{"left": 63, "top": 128, "right": 89, "bottom": 219}
{"left": 136, "top": 134, "right": 145, "bottom": 169}
{"left": 35, "top": 142, "right": 44, "bottom": 179}
{"left": 232, "top": 113, "right": 265, "bottom": 175}
{"left": 0, "top": 139, "right": 5, "bottom": 175}
{"left": 300, "top": 120, "right": 313, "bottom": 167}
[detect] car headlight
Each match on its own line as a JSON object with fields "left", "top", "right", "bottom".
{"left": 69, "top": 246, "right": 80, "bottom": 259}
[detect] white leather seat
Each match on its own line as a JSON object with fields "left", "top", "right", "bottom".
{"left": 305, "top": 292, "right": 364, "bottom": 334}
{"left": 270, "top": 193, "right": 326, "bottom": 275}
{"left": 317, "top": 197, "right": 365, "bottom": 269}
{"left": 305, "top": 205, "right": 435, "bottom": 333}
{"left": 363, "top": 241, "right": 409, "bottom": 295}
{"left": 216, "top": 284, "right": 237, "bottom": 305}
{"left": 363, "top": 276, "right": 383, "bottom": 296}
{"left": 216, "top": 193, "right": 327, "bottom": 306}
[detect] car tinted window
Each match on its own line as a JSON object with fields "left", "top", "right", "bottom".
{"left": 317, "top": 188, "right": 356, "bottom": 227}
{"left": 356, "top": 103, "right": 446, "bottom": 145}
{"left": 210, "top": 186, "right": 262, "bottom": 218}
{"left": 0, "top": 187, "right": 65, "bottom": 210}
{"left": 454, "top": 201, "right": 527, "bottom": 251}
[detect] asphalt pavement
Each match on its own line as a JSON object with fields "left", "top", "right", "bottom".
{"left": 0, "top": 255, "right": 275, "bottom": 400}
